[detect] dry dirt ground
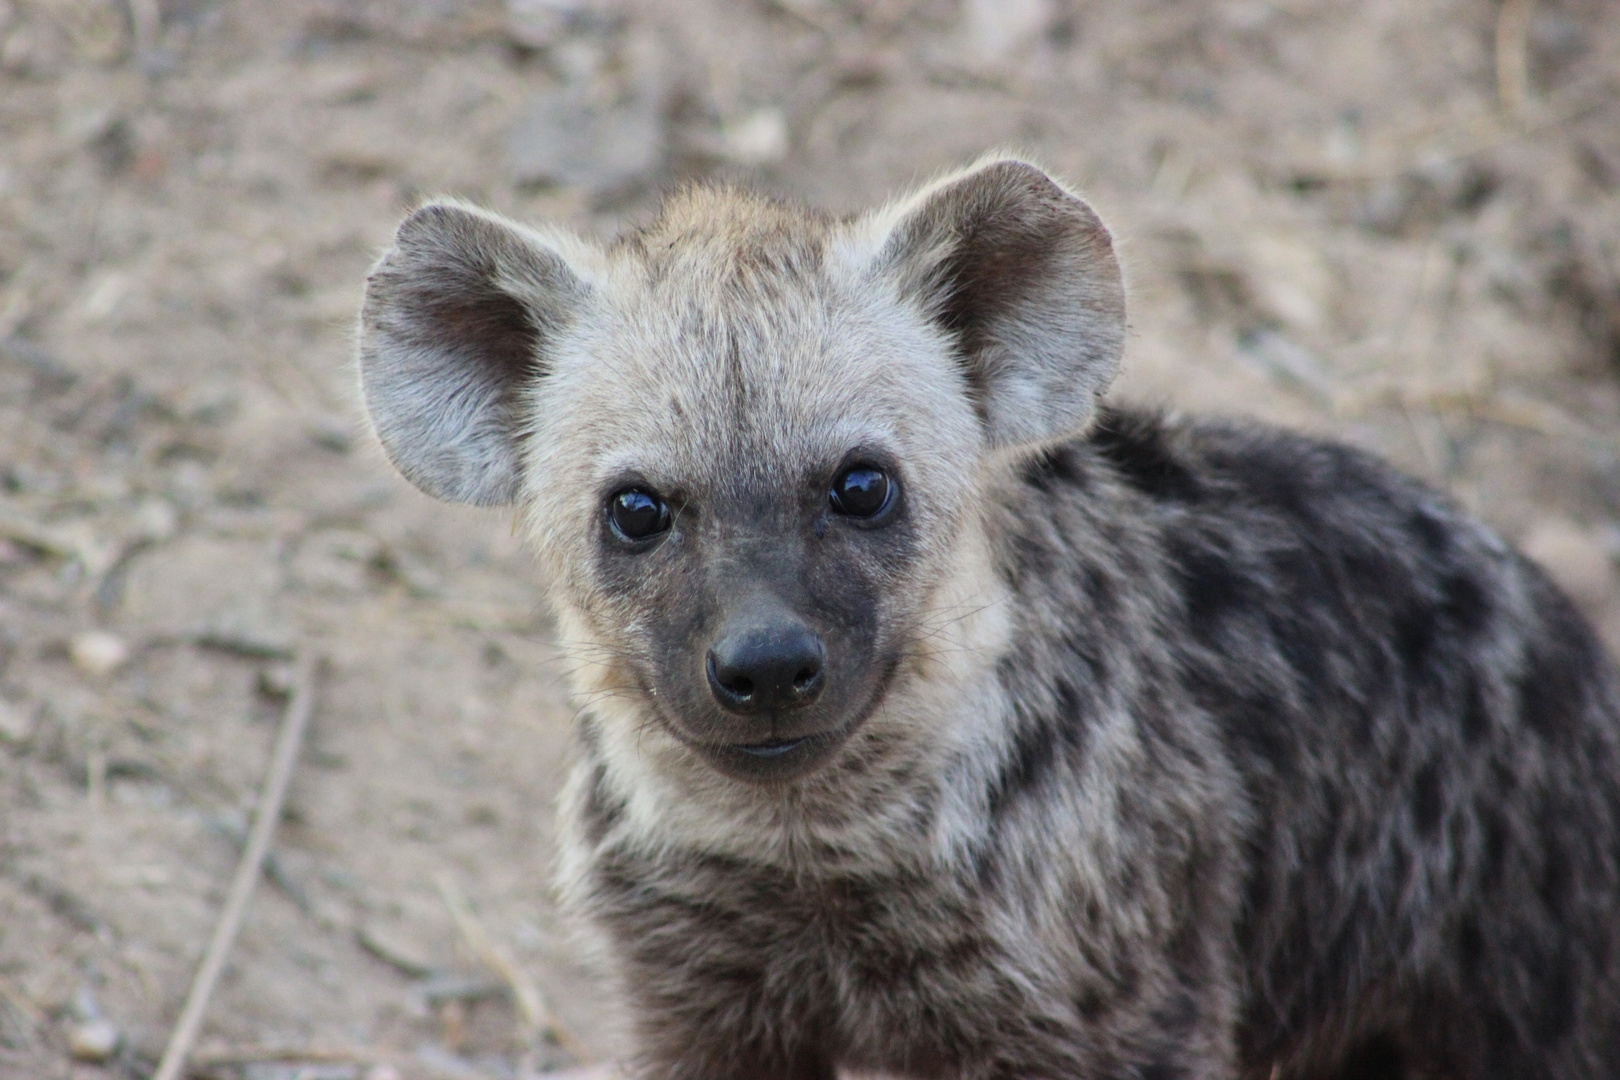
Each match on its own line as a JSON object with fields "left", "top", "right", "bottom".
{"left": 0, "top": 0, "right": 1618, "bottom": 1076}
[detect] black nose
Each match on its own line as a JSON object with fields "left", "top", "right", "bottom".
{"left": 706, "top": 620, "right": 826, "bottom": 714}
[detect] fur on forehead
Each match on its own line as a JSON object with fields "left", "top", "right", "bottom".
{"left": 615, "top": 183, "right": 838, "bottom": 288}
{"left": 519, "top": 188, "right": 984, "bottom": 526}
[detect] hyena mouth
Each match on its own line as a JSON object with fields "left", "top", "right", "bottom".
{"left": 736, "top": 738, "right": 808, "bottom": 758}
{"left": 702, "top": 729, "right": 849, "bottom": 783}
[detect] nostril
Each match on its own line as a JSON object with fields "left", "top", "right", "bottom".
{"left": 792, "top": 667, "right": 819, "bottom": 693}
{"left": 707, "top": 650, "right": 756, "bottom": 707}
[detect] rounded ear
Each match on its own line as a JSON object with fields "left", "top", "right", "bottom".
{"left": 868, "top": 158, "right": 1126, "bottom": 450}
{"left": 358, "top": 203, "right": 591, "bottom": 506}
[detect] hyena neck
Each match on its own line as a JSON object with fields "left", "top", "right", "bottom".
{"left": 571, "top": 682, "right": 1020, "bottom": 876}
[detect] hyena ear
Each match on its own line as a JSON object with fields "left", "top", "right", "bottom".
{"left": 868, "top": 158, "right": 1125, "bottom": 449}
{"left": 358, "top": 203, "right": 591, "bottom": 506}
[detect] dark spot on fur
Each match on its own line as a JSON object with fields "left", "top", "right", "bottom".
{"left": 1005, "top": 531, "right": 1057, "bottom": 584}
{"left": 986, "top": 709, "right": 1059, "bottom": 817}
{"left": 1271, "top": 610, "right": 1330, "bottom": 688}
{"left": 1457, "top": 917, "right": 1485, "bottom": 975}
{"left": 1167, "top": 536, "right": 1255, "bottom": 631}
{"left": 1483, "top": 1006, "right": 1528, "bottom": 1080}
{"left": 582, "top": 762, "right": 624, "bottom": 844}
{"left": 973, "top": 846, "right": 1003, "bottom": 892}
{"left": 1479, "top": 806, "right": 1509, "bottom": 889}
{"left": 1599, "top": 1014, "right": 1620, "bottom": 1078}
{"left": 1080, "top": 563, "right": 1117, "bottom": 618}
{"left": 1516, "top": 585, "right": 1600, "bottom": 743}
{"left": 1530, "top": 953, "right": 1578, "bottom": 1046}
{"left": 1394, "top": 601, "right": 1439, "bottom": 673}
{"left": 1051, "top": 676, "right": 1087, "bottom": 728}
{"left": 1338, "top": 822, "right": 1370, "bottom": 864}
{"left": 1460, "top": 678, "right": 1491, "bottom": 742}
{"left": 1020, "top": 443, "right": 1090, "bottom": 493}
{"left": 1390, "top": 842, "right": 1411, "bottom": 889}
{"left": 1139, "top": 1063, "right": 1187, "bottom": 1080}
{"left": 1149, "top": 991, "right": 1199, "bottom": 1038}
{"left": 1534, "top": 812, "right": 1574, "bottom": 917}
{"left": 1439, "top": 570, "right": 1492, "bottom": 636}
{"left": 1188, "top": 670, "right": 1296, "bottom": 775}
{"left": 1518, "top": 653, "right": 1583, "bottom": 740}
{"left": 1411, "top": 761, "right": 1444, "bottom": 837}
{"left": 1088, "top": 409, "right": 1202, "bottom": 502}
{"left": 1218, "top": 440, "right": 1314, "bottom": 519}
{"left": 1331, "top": 1034, "right": 1406, "bottom": 1080}
{"left": 1409, "top": 507, "right": 1451, "bottom": 556}
{"left": 987, "top": 674, "right": 1088, "bottom": 817}
{"left": 1108, "top": 961, "right": 1142, "bottom": 1005}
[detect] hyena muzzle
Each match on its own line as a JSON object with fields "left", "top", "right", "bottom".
{"left": 357, "top": 157, "right": 1620, "bottom": 1079}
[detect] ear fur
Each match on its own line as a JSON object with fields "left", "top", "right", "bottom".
{"left": 359, "top": 202, "right": 591, "bottom": 506}
{"left": 868, "top": 157, "right": 1126, "bottom": 450}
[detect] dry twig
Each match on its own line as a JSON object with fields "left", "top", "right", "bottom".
{"left": 434, "top": 872, "right": 592, "bottom": 1063}
{"left": 1292, "top": 77, "right": 1612, "bottom": 184}
{"left": 757, "top": 0, "right": 835, "bottom": 34}
{"left": 1496, "top": 0, "right": 1534, "bottom": 119}
{"left": 0, "top": 507, "right": 117, "bottom": 576}
{"left": 0, "top": 973, "right": 41, "bottom": 1044}
{"left": 189, "top": 1042, "right": 501, "bottom": 1080}
{"left": 151, "top": 652, "right": 320, "bottom": 1080}
{"left": 190, "top": 1043, "right": 392, "bottom": 1068}
{"left": 125, "top": 0, "right": 162, "bottom": 58}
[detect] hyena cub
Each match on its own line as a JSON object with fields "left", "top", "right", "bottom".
{"left": 358, "top": 158, "right": 1620, "bottom": 1079}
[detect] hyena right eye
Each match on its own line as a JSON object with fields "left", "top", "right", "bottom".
{"left": 607, "top": 488, "right": 672, "bottom": 543}
{"left": 830, "top": 466, "right": 894, "bottom": 520}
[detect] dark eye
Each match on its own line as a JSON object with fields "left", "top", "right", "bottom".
{"left": 608, "top": 488, "right": 672, "bottom": 542}
{"left": 829, "top": 466, "right": 893, "bottom": 519}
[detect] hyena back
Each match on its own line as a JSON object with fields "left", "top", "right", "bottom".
{"left": 357, "top": 157, "right": 1620, "bottom": 1079}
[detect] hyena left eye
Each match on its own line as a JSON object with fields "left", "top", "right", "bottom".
{"left": 830, "top": 466, "right": 894, "bottom": 519}
{"left": 608, "top": 488, "right": 672, "bottom": 543}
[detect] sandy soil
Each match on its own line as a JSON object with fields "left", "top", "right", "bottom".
{"left": 0, "top": 0, "right": 1617, "bottom": 1076}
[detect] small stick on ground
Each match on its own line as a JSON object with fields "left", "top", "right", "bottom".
{"left": 0, "top": 973, "right": 42, "bottom": 1044}
{"left": 191, "top": 1044, "right": 384, "bottom": 1067}
{"left": 189, "top": 1043, "right": 495, "bottom": 1080}
{"left": 434, "top": 872, "right": 592, "bottom": 1063}
{"left": 126, "top": 0, "right": 162, "bottom": 58}
{"left": 1496, "top": 0, "right": 1533, "bottom": 119}
{"left": 151, "top": 651, "right": 320, "bottom": 1080}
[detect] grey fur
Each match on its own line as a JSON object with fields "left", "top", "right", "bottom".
{"left": 358, "top": 158, "right": 1620, "bottom": 1079}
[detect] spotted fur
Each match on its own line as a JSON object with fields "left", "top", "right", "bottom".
{"left": 359, "top": 157, "right": 1620, "bottom": 1079}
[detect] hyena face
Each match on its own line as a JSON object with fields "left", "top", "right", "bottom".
{"left": 518, "top": 217, "right": 986, "bottom": 783}
{"left": 359, "top": 158, "right": 1125, "bottom": 784}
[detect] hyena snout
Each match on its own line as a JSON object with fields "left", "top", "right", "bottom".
{"left": 706, "top": 611, "right": 827, "bottom": 716}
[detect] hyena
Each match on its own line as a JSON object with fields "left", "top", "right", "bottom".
{"left": 357, "top": 157, "right": 1620, "bottom": 1079}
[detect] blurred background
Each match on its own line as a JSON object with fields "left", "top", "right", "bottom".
{"left": 0, "top": 0, "right": 1617, "bottom": 1076}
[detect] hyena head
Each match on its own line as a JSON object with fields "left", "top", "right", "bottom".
{"left": 359, "top": 157, "right": 1124, "bottom": 789}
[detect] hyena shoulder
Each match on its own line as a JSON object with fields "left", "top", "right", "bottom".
{"left": 1013, "top": 405, "right": 1620, "bottom": 1074}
